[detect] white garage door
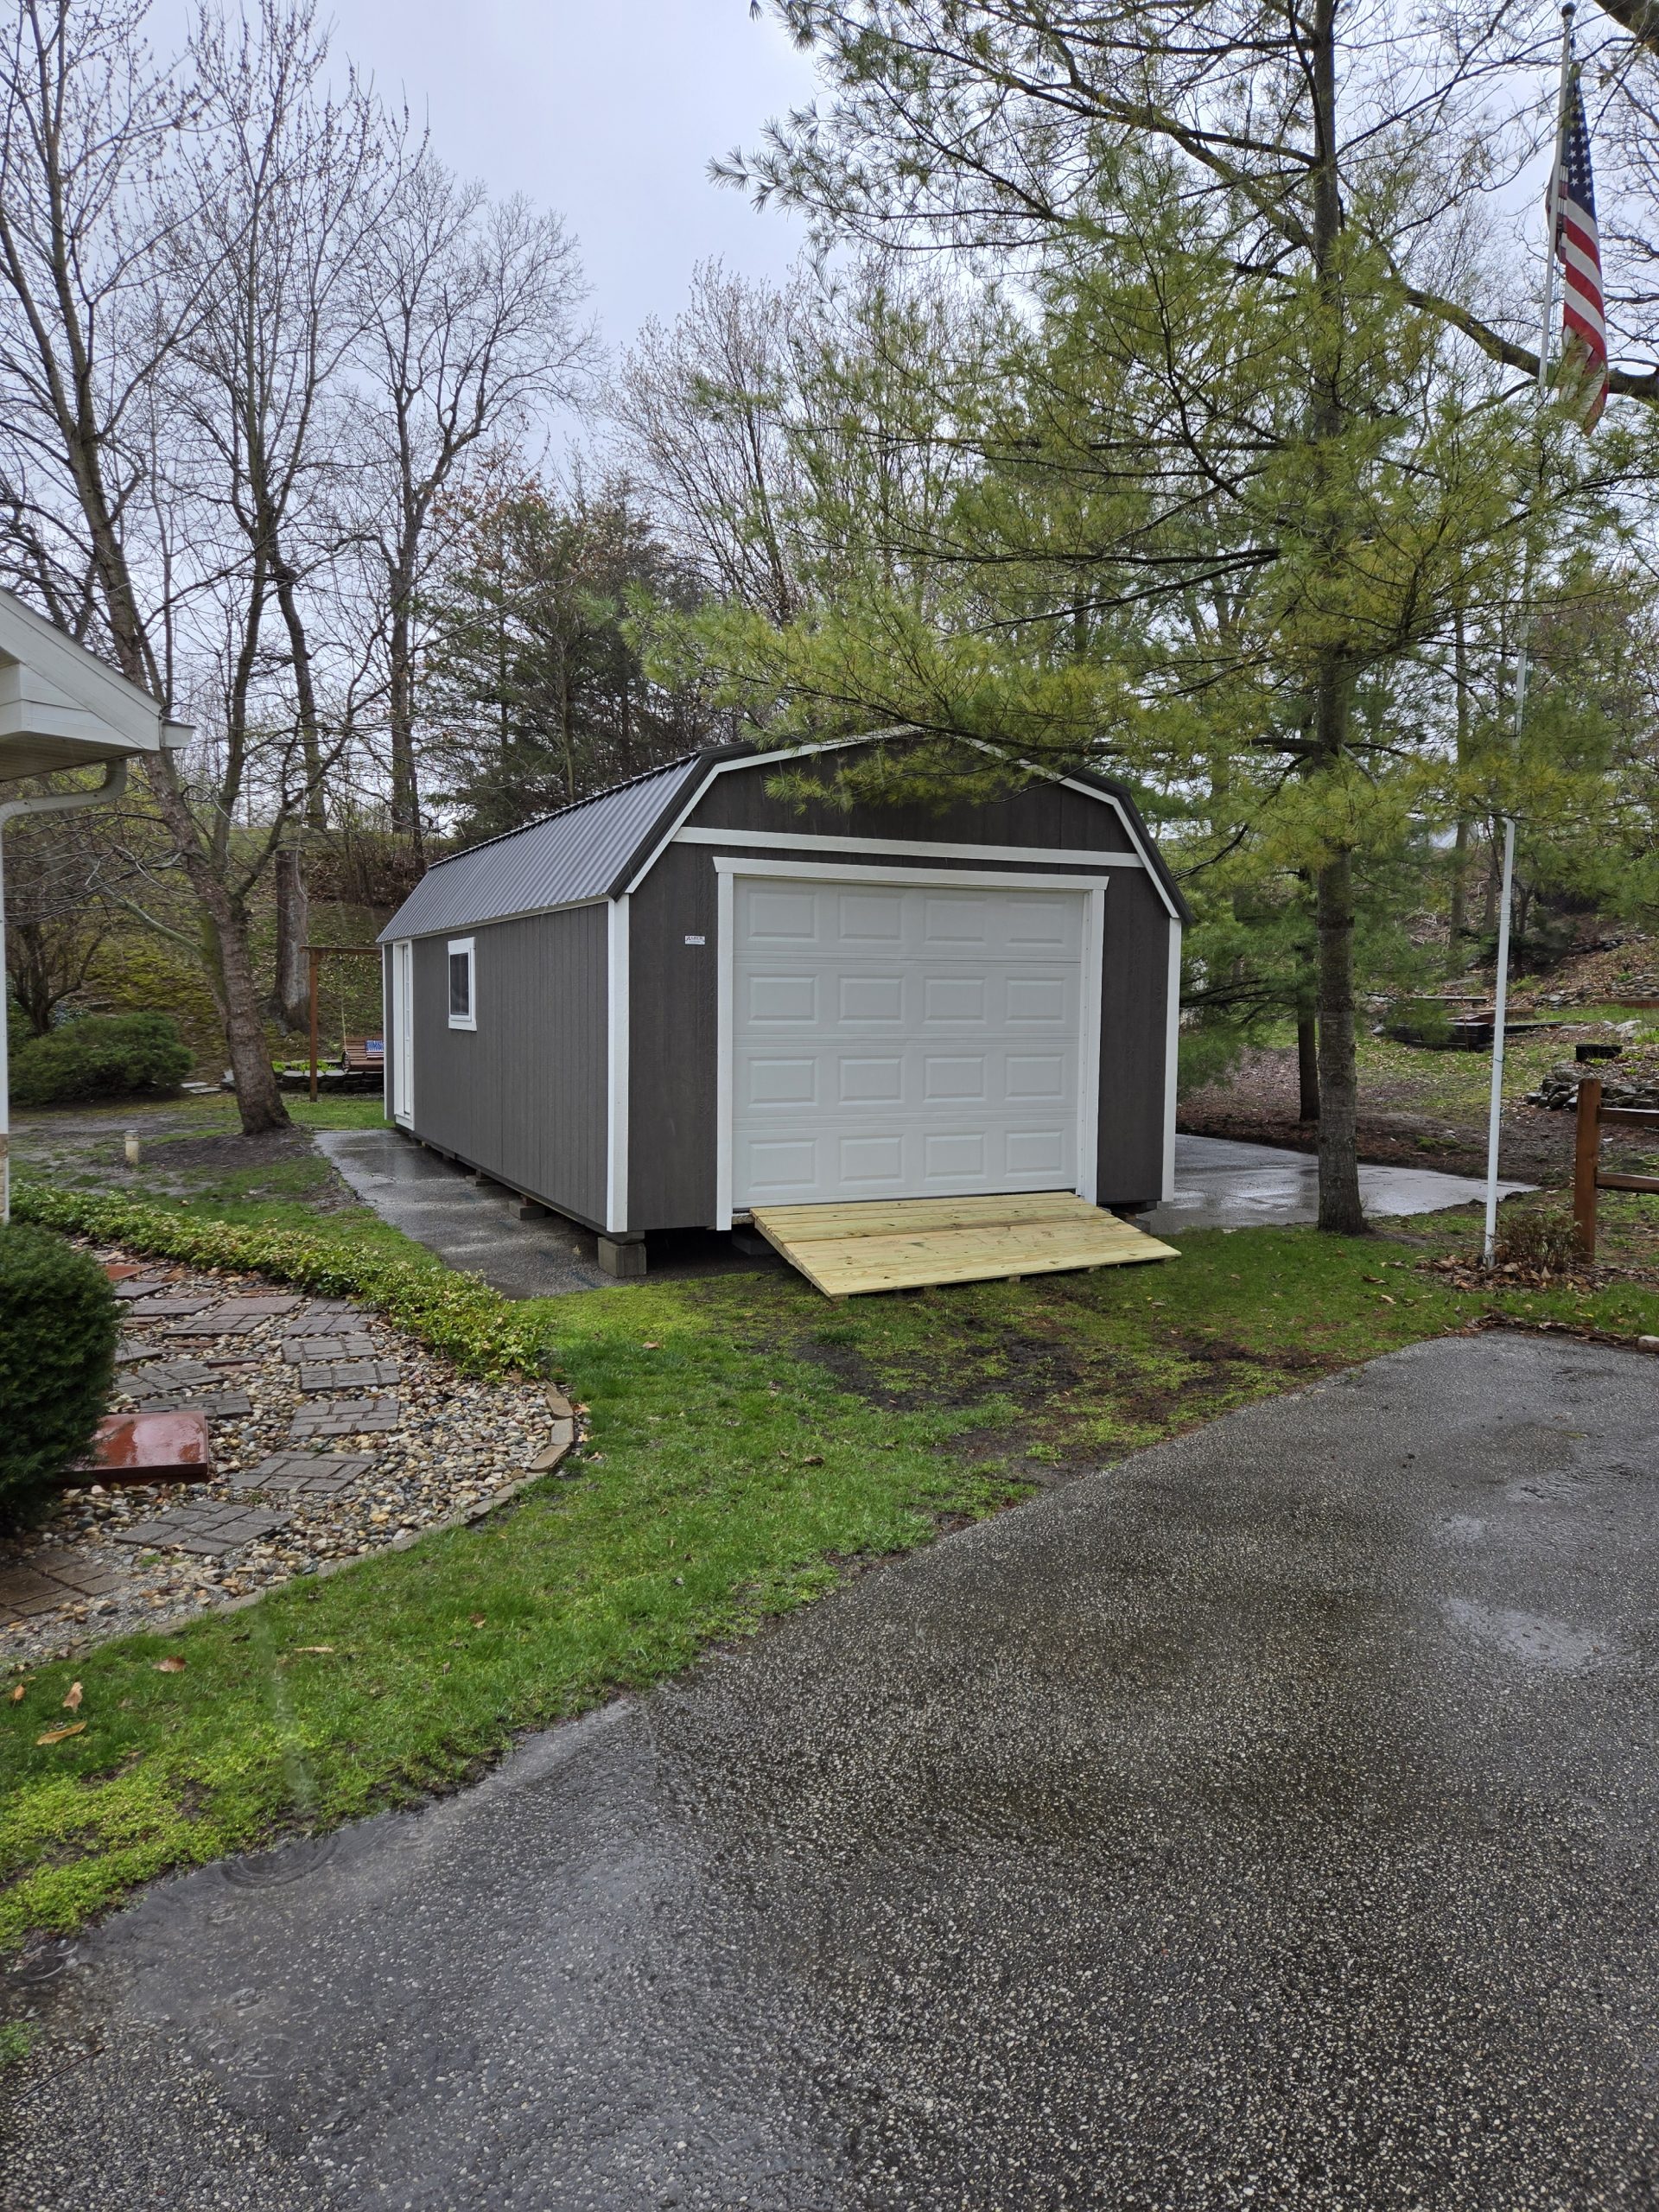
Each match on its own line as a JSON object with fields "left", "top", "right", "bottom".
{"left": 731, "top": 876, "right": 1089, "bottom": 1209}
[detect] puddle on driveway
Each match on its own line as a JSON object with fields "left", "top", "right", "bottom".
{"left": 1442, "top": 1597, "right": 1615, "bottom": 1675}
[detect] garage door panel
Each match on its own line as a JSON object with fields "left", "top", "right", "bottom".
{"left": 925, "top": 1130, "right": 987, "bottom": 1179}
{"left": 747, "top": 971, "right": 817, "bottom": 1022}
{"left": 838, "top": 1133, "right": 906, "bottom": 1185}
{"left": 742, "top": 1053, "right": 819, "bottom": 1107}
{"left": 747, "top": 887, "right": 820, "bottom": 941}
{"left": 837, "top": 889, "right": 905, "bottom": 942}
{"left": 839, "top": 973, "right": 906, "bottom": 1023}
{"left": 1005, "top": 1052, "right": 1068, "bottom": 1101}
{"left": 733, "top": 878, "right": 1087, "bottom": 1208}
{"left": 1006, "top": 974, "right": 1069, "bottom": 1024}
{"left": 1006, "top": 1128, "right": 1069, "bottom": 1176}
{"left": 840, "top": 1055, "right": 904, "bottom": 1103}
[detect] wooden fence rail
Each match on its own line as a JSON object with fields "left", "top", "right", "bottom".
{"left": 1572, "top": 1075, "right": 1659, "bottom": 1259}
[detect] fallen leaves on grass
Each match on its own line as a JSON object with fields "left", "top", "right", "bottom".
{"left": 35, "top": 1722, "right": 86, "bottom": 1745}
{"left": 154, "top": 1657, "right": 186, "bottom": 1674}
{"left": 62, "top": 1681, "right": 82, "bottom": 1711}
{"left": 7, "top": 1684, "right": 24, "bottom": 1704}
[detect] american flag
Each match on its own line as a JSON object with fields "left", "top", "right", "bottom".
{"left": 1551, "top": 72, "right": 1608, "bottom": 429}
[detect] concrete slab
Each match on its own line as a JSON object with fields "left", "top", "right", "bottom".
{"left": 12, "top": 1333, "right": 1659, "bottom": 2209}
{"left": 315, "top": 1128, "right": 787, "bottom": 1300}
{"left": 1141, "top": 1131, "right": 1532, "bottom": 1235}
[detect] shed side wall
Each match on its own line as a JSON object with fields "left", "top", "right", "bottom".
{"left": 407, "top": 906, "right": 607, "bottom": 1225}
{"left": 626, "top": 762, "right": 1169, "bottom": 1233}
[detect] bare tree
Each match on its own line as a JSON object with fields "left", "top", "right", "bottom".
{"left": 613, "top": 261, "right": 808, "bottom": 624}
{"left": 354, "top": 137, "right": 589, "bottom": 844}
{"left": 0, "top": 0, "right": 296, "bottom": 1129}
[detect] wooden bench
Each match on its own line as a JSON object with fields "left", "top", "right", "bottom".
{"left": 1573, "top": 1075, "right": 1659, "bottom": 1259}
{"left": 341, "top": 1035, "right": 385, "bottom": 1075}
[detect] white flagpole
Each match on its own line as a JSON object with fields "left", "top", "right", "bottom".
{"left": 1484, "top": 1, "right": 1576, "bottom": 1265}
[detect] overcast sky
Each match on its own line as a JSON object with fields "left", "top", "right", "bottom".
{"left": 317, "top": 1, "right": 817, "bottom": 357}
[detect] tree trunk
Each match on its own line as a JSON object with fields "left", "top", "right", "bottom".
{"left": 1448, "top": 614, "right": 1470, "bottom": 949}
{"left": 388, "top": 588, "right": 423, "bottom": 847}
{"left": 1297, "top": 1009, "right": 1320, "bottom": 1123}
{"left": 272, "top": 562, "right": 327, "bottom": 832}
{"left": 1314, "top": 844, "right": 1365, "bottom": 1234}
{"left": 143, "top": 757, "right": 289, "bottom": 1134}
{"left": 272, "top": 845, "right": 310, "bottom": 1033}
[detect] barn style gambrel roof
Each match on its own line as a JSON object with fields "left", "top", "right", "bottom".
{"left": 378, "top": 734, "right": 1191, "bottom": 944}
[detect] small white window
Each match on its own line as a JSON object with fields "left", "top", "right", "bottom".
{"left": 447, "top": 938, "right": 476, "bottom": 1030}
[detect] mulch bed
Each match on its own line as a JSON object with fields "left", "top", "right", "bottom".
{"left": 0, "top": 1249, "right": 576, "bottom": 1666}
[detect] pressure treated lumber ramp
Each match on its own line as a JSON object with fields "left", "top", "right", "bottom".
{"left": 749, "top": 1190, "right": 1178, "bottom": 1298}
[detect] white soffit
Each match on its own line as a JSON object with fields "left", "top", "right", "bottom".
{"left": 0, "top": 588, "right": 173, "bottom": 779}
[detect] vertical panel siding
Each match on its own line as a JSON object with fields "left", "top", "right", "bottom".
{"left": 627, "top": 762, "right": 1171, "bottom": 1230}
{"left": 410, "top": 904, "right": 607, "bottom": 1226}
{"left": 1096, "top": 868, "right": 1171, "bottom": 1206}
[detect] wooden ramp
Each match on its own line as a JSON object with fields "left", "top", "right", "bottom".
{"left": 749, "top": 1190, "right": 1178, "bottom": 1298}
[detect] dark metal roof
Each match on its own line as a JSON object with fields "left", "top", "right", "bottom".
{"left": 376, "top": 754, "right": 707, "bottom": 942}
{"left": 377, "top": 736, "right": 1190, "bottom": 943}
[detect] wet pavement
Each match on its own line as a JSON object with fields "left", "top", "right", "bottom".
{"left": 1141, "top": 1132, "right": 1529, "bottom": 1236}
{"left": 315, "top": 1128, "right": 784, "bottom": 1299}
{"left": 319, "top": 1128, "right": 1526, "bottom": 1300}
{"left": 7, "top": 1331, "right": 1659, "bottom": 2210}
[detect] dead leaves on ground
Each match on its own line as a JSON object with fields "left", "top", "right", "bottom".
{"left": 35, "top": 1721, "right": 86, "bottom": 1746}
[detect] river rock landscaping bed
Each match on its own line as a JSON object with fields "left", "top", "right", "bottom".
{"left": 0, "top": 1249, "right": 575, "bottom": 1666}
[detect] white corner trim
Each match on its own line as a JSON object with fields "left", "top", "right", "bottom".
{"left": 1077, "top": 885, "right": 1108, "bottom": 1205}
{"left": 675, "top": 825, "right": 1147, "bottom": 871}
{"left": 606, "top": 896, "right": 631, "bottom": 1234}
{"left": 713, "top": 857, "right": 1109, "bottom": 1218}
{"left": 714, "top": 868, "right": 735, "bottom": 1231}
{"left": 446, "top": 937, "right": 476, "bottom": 1031}
{"left": 1163, "top": 917, "right": 1183, "bottom": 1202}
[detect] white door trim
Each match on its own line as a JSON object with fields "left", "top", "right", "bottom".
{"left": 606, "top": 895, "right": 631, "bottom": 1234}
{"left": 391, "top": 938, "right": 414, "bottom": 1128}
{"left": 713, "top": 859, "right": 1109, "bottom": 1229}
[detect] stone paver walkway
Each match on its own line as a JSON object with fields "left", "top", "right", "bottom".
{"left": 1, "top": 1255, "right": 569, "bottom": 1662}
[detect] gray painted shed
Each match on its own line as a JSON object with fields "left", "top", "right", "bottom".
{"left": 378, "top": 737, "right": 1191, "bottom": 1270}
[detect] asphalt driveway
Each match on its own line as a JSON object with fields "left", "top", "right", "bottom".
{"left": 6, "top": 1331, "right": 1659, "bottom": 2210}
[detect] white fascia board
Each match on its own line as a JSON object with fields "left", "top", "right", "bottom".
{"left": 0, "top": 589, "right": 164, "bottom": 753}
{"left": 626, "top": 731, "right": 1180, "bottom": 918}
{"left": 675, "top": 826, "right": 1147, "bottom": 871}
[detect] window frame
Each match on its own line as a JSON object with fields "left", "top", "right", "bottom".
{"left": 446, "top": 936, "right": 477, "bottom": 1031}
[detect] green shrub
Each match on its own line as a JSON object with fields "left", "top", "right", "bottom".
{"left": 10, "top": 1012, "right": 192, "bottom": 1107}
{"left": 0, "top": 1223, "right": 118, "bottom": 1528}
{"left": 12, "top": 1184, "right": 553, "bottom": 1381}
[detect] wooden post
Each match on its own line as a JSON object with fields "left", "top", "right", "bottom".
{"left": 1573, "top": 1074, "right": 1602, "bottom": 1261}
{"left": 308, "top": 947, "right": 321, "bottom": 1103}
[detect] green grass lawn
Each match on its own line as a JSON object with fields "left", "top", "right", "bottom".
{"left": 7, "top": 1192, "right": 1659, "bottom": 1947}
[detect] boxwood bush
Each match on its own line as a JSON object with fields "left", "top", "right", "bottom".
{"left": 0, "top": 1223, "right": 118, "bottom": 1528}
{"left": 10, "top": 1012, "right": 192, "bottom": 1106}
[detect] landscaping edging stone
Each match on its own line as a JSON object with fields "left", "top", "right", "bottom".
{"left": 1, "top": 1248, "right": 582, "bottom": 1667}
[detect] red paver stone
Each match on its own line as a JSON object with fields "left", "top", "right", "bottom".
{"left": 80, "top": 1410, "right": 213, "bottom": 1486}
